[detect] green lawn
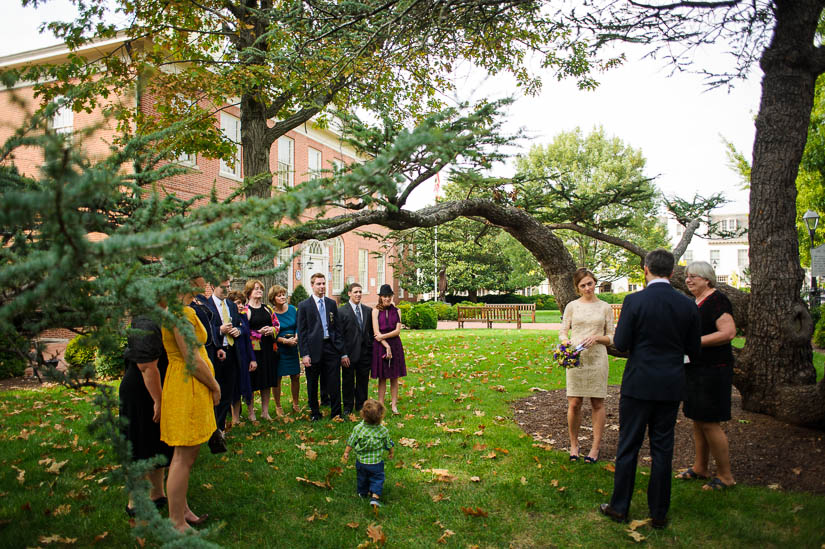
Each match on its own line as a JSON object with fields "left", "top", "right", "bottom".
{"left": 2, "top": 330, "right": 824, "bottom": 547}
{"left": 531, "top": 310, "right": 561, "bottom": 323}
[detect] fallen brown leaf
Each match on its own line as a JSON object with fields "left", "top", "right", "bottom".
{"left": 346, "top": 522, "right": 360, "bottom": 529}
{"left": 603, "top": 463, "right": 616, "bottom": 473}
{"left": 305, "top": 449, "right": 318, "bottom": 461}
{"left": 93, "top": 532, "right": 108, "bottom": 543}
{"left": 437, "top": 529, "right": 455, "bottom": 544}
{"left": 470, "top": 476, "right": 481, "bottom": 482}
{"left": 460, "top": 506, "right": 488, "bottom": 518}
{"left": 366, "top": 523, "right": 387, "bottom": 545}
{"left": 628, "top": 519, "right": 650, "bottom": 531}
{"left": 627, "top": 530, "right": 646, "bottom": 542}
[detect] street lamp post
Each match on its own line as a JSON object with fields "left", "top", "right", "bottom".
{"left": 803, "top": 209, "right": 820, "bottom": 307}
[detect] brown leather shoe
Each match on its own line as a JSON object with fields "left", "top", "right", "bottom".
{"left": 599, "top": 503, "right": 627, "bottom": 523}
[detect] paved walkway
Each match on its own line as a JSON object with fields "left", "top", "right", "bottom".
{"left": 436, "top": 321, "right": 562, "bottom": 331}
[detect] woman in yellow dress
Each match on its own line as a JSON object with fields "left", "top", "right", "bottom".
{"left": 160, "top": 278, "right": 221, "bottom": 532}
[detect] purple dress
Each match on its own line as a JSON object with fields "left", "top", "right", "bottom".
{"left": 371, "top": 305, "right": 406, "bottom": 379}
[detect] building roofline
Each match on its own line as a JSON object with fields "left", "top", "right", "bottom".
{"left": 0, "top": 32, "right": 130, "bottom": 69}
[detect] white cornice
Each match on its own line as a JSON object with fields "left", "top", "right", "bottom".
{"left": 0, "top": 32, "right": 130, "bottom": 69}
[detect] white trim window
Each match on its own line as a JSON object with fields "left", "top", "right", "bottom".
{"left": 332, "top": 158, "right": 344, "bottom": 173}
{"left": 710, "top": 249, "right": 720, "bottom": 266}
{"left": 684, "top": 250, "right": 693, "bottom": 263}
{"left": 219, "top": 112, "right": 242, "bottom": 179}
{"left": 332, "top": 237, "right": 344, "bottom": 294}
{"left": 50, "top": 96, "right": 73, "bottom": 135}
{"left": 358, "top": 249, "right": 369, "bottom": 292}
{"left": 377, "top": 253, "right": 386, "bottom": 287}
{"left": 278, "top": 136, "right": 294, "bottom": 188}
{"left": 308, "top": 147, "right": 322, "bottom": 180}
{"left": 176, "top": 151, "right": 197, "bottom": 167}
{"left": 738, "top": 249, "right": 749, "bottom": 267}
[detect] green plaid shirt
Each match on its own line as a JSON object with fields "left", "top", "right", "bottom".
{"left": 346, "top": 421, "right": 394, "bottom": 465}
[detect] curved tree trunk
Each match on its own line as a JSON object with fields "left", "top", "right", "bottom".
{"left": 242, "top": 93, "right": 275, "bottom": 199}
{"left": 737, "top": 0, "right": 825, "bottom": 428}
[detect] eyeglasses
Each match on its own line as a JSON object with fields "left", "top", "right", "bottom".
{"left": 685, "top": 274, "right": 704, "bottom": 280}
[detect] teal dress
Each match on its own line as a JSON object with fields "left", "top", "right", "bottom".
{"left": 275, "top": 304, "right": 300, "bottom": 377}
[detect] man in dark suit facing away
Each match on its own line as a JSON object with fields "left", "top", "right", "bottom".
{"left": 599, "top": 248, "right": 702, "bottom": 529}
{"left": 296, "top": 273, "right": 347, "bottom": 421}
{"left": 338, "top": 283, "right": 374, "bottom": 415}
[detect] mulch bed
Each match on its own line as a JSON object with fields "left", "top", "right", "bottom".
{"left": 513, "top": 385, "right": 825, "bottom": 494}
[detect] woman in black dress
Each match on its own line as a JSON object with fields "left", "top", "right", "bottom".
{"left": 118, "top": 315, "right": 175, "bottom": 516}
{"left": 676, "top": 261, "right": 737, "bottom": 490}
{"left": 244, "top": 279, "right": 279, "bottom": 421}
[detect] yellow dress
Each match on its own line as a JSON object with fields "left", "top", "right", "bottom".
{"left": 160, "top": 306, "right": 217, "bottom": 447}
{"left": 561, "top": 298, "right": 615, "bottom": 398}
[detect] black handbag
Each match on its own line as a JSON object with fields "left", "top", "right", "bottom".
{"left": 208, "top": 429, "right": 227, "bottom": 454}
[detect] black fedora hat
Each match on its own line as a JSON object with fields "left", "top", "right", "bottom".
{"left": 378, "top": 284, "right": 394, "bottom": 296}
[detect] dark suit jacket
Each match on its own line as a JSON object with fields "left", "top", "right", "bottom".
{"left": 338, "top": 302, "right": 374, "bottom": 364}
{"left": 296, "top": 295, "right": 346, "bottom": 363}
{"left": 613, "top": 281, "right": 702, "bottom": 402}
{"left": 204, "top": 295, "right": 243, "bottom": 348}
{"left": 189, "top": 294, "right": 220, "bottom": 366}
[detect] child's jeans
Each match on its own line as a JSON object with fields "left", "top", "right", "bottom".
{"left": 356, "top": 460, "right": 385, "bottom": 497}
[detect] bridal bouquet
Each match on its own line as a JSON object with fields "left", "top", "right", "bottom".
{"left": 553, "top": 341, "right": 585, "bottom": 369}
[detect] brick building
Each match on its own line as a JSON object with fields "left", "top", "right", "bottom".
{"left": 0, "top": 36, "right": 411, "bottom": 316}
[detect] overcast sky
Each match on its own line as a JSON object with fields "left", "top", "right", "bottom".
{"left": 1, "top": 1, "right": 760, "bottom": 214}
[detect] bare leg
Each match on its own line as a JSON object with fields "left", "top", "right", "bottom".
{"left": 167, "top": 445, "right": 200, "bottom": 532}
{"left": 377, "top": 378, "right": 387, "bottom": 405}
{"left": 699, "top": 421, "right": 735, "bottom": 487}
{"left": 567, "top": 396, "right": 583, "bottom": 457}
{"left": 290, "top": 374, "right": 301, "bottom": 412}
{"left": 588, "top": 397, "right": 605, "bottom": 460}
{"left": 128, "top": 468, "right": 166, "bottom": 510}
{"left": 231, "top": 400, "right": 241, "bottom": 426}
{"left": 273, "top": 378, "right": 284, "bottom": 417}
{"left": 690, "top": 420, "right": 711, "bottom": 477}
{"left": 390, "top": 377, "right": 399, "bottom": 414}
{"left": 248, "top": 395, "right": 257, "bottom": 422}
{"left": 260, "top": 389, "right": 272, "bottom": 420}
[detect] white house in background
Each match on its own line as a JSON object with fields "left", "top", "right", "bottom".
{"left": 519, "top": 209, "right": 751, "bottom": 296}
{"left": 610, "top": 211, "right": 751, "bottom": 293}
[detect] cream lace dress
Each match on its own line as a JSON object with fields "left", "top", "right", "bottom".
{"left": 561, "top": 298, "right": 615, "bottom": 398}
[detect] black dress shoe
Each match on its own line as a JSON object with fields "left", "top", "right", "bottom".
{"left": 310, "top": 414, "right": 322, "bottom": 422}
{"left": 651, "top": 517, "right": 668, "bottom": 529}
{"left": 599, "top": 503, "right": 627, "bottom": 523}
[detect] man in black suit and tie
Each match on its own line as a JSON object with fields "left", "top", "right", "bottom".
{"left": 599, "top": 249, "right": 702, "bottom": 529}
{"left": 204, "top": 278, "right": 243, "bottom": 433}
{"left": 296, "top": 273, "right": 347, "bottom": 421}
{"left": 338, "top": 283, "right": 374, "bottom": 415}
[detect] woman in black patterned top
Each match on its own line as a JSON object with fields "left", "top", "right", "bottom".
{"left": 676, "top": 261, "right": 737, "bottom": 490}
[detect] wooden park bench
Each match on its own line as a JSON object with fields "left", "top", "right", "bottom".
{"left": 484, "top": 303, "right": 536, "bottom": 323}
{"left": 457, "top": 305, "right": 522, "bottom": 329}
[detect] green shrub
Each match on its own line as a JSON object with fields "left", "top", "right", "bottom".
{"left": 814, "top": 305, "right": 825, "bottom": 348}
{"left": 0, "top": 330, "right": 28, "bottom": 379}
{"left": 595, "top": 292, "right": 630, "bottom": 305}
{"left": 430, "top": 301, "right": 457, "bottom": 321}
{"left": 339, "top": 283, "right": 351, "bottom": 304}
{"left": 64, "top": 335, "right": 96, "bottom": 367}
{"left": 95, "top": 335, "right": 128, "bottom": 379}
{"left": 289, "top": 284, "right": 309, "bottom": 306}
{"left": 404, "top": 304, "right": 437, "bottom": 329}
{"left": 397, "top": 301, "right": 413, "bottom": 315}
{"left": 533, "top": 294, "right": 558, "bottom": 310}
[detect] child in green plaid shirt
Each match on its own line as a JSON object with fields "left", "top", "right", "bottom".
{"left": 341, "top": 399, "right": 394, "bottom": 507}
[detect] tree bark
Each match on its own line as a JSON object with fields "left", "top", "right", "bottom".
{"left": 736, "top": 0, "right": 825, "bottom": 428}
{"left": 241, "top": 93, "right": 275, "bottom": 199}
